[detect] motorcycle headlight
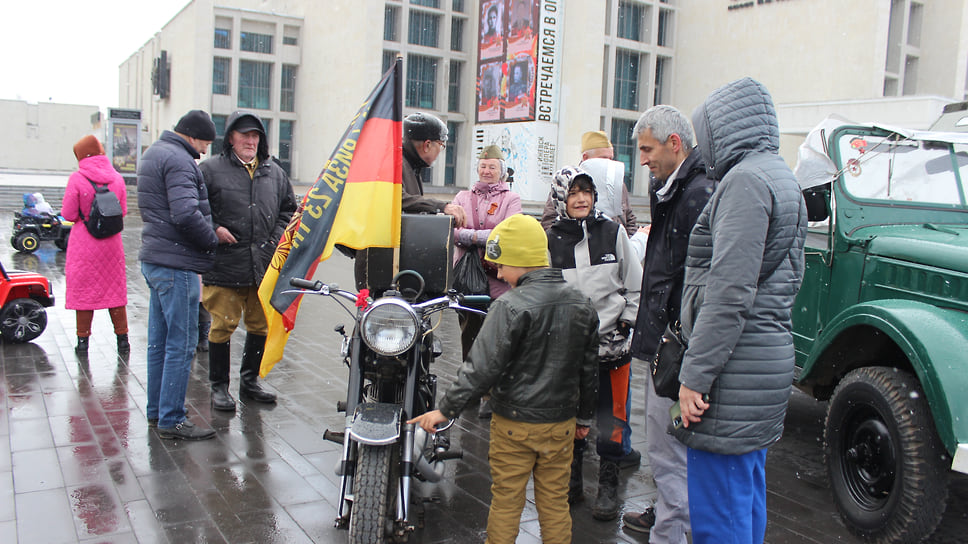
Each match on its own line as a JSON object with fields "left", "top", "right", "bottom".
{"left": 361, "top": 299, "right": 419, "bottom": 356}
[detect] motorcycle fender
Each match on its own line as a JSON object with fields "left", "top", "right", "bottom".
{"left": 348, "top": 402, "right": 401, "bottom": 446}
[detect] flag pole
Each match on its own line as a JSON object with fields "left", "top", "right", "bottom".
{"left": 392, "top": 55, "right": 403, "bottom": 280}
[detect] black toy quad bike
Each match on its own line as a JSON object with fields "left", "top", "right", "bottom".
{"left": 11, "top": 212, "right": 71, "bottom": 253}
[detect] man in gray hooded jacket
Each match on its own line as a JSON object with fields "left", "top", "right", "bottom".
{"left": 674, "top": 78, "right": 807, "bottom": 543}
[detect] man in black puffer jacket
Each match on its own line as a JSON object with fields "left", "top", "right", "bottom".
{"left": 622, "top": 105, "right": 715, "bottom": 541}
{"left": 200, "top": 111, "right": 297, "bottom": 411}
{"left": 138, "top": 109, "right": 220, "bottom": 440}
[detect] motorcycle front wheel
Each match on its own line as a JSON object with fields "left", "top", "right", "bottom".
{"left": 349, "top": 444, "right": 400, "bottom": 543}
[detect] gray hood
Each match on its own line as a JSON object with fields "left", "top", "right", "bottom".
{"left": 691, "top": 77, "right": 780, "bottom": 181}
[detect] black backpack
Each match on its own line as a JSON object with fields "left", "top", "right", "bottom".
{"left": 81, "top": 178, "right": 124, "bottom": 239}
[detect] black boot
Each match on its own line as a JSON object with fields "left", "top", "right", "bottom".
{"left": 592, "top": 459, "right": 621, "bottom": 521}
{"left": 197, "top": 305, "right": 211, "bottom": 352}
{"left": 116, "top": 334, "right": 130, "bottom": 356}
{"left": 568, "top": 438, "right": 587, "bottom": 505}
{"left": 239, "top": 333, "right": 276, "bottom": 403}
{"left": 209, "top": 341, "right": 236, "bottom": 411}
{"left": 75, "top": 336, "right": 89, "bottom": 354}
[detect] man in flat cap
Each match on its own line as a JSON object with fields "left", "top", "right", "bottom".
{"left": 541, "top": 131, "right": 636, "bottom": 232}
{"left": 137, "top": 109, "right": 219, "bottom": 440}
{"left": 200, "top": 111, "right": 297, "bottom": 412}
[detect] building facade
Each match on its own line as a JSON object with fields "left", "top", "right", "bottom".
{"left": 118, "top": 0, "right": 968, "bottom": 196}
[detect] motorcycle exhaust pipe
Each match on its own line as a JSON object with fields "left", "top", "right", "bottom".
{"left": 412, "top": 427, "right": 447, "bottom": 482}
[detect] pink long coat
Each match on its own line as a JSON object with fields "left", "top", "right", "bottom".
{"left": 452, "top": 180, "right": 522, "bottom": 299}
{"left": 61, "top": 154, "right": 128, "bottom": 310}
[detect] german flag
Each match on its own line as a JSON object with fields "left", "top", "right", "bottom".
{"left": 257, "top": 58, "right": 402, "bottom": 376}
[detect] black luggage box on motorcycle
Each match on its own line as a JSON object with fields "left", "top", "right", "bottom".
{"left": 363, "top": 214, "right": 454, "bottom": 296}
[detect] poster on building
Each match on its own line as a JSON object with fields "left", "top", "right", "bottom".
{"left": 106, "top": 108, "right": 142, "bottom": 181}
{"left": 111, "top": 123, "right": 138, "bottom": 174}
{"left": 476, "top": 0, "right": 540, "bottom": 123}
{"left": 473, "top": 122, "right": 558, "bottom": 201}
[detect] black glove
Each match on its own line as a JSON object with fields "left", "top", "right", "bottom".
{"left": 616, "top": 321, "right": 632, "bottom": 338}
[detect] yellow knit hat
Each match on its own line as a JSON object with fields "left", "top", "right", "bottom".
{"left": 580, "top": 130, "right": 611, "bottom": 153}
{"left": 485, "top": 215, "right": 549, "bottom": 268}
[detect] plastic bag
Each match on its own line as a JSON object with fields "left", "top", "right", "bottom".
{"left": 453, "top": 249, "right": 489, "bottom": 295}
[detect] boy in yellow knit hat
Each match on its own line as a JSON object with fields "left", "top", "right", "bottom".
{"left": 410, "top": 214, "right": 600, "bottom": 544}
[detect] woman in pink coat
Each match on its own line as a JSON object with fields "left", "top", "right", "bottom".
{"left": 61, "top": 135, "right": 129, "bottom": 356}
{"left": 452, "top": 145, "right": 522, "bottom": 415}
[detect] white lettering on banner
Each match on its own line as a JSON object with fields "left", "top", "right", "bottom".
{"left": 537, "top": 0, "right": 560, "bottom": 123}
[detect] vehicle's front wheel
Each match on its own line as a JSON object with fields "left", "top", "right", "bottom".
{"left": 825, "top": 366, "right": 948, "bottom": 543}
{"left": 14, "top": 232, "right": 39, "bottom": 253}
{"left": 349, "top": 444, "right": 399, "bottom": 543}
{"left": 0, "top": 298, "right": 47, "bottom": 343}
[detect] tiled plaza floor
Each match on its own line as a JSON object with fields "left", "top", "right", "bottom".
{"left": 1, "top": 195, "right": 966, "bottom": 543}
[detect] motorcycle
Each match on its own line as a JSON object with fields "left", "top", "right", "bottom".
{"left": 287, "top": 271, "right": 489, "bottom": 543}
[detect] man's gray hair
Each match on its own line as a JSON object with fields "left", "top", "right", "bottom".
{"left": 632, "top": 105, "right": 694, "bottom": 149}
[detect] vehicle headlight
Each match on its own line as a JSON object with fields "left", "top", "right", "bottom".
{"left": 361, "top": 299, "right": 419, "bottom": 356}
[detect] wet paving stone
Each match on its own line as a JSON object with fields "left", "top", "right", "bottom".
{"left": 3, "top": 200, "right": 968, "bottom": 543}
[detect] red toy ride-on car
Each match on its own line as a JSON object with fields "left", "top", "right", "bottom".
{"left": 0, "top": 261, "right": 54, "bottom": 342}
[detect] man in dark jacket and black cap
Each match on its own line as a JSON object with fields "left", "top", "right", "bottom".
{"left": 353, "top": 112, "right": 466, "bottom": 289}
{"left": 622, "top": 105, "right": 715, "bottom": 541}
{"left": 138, "top": 109, "right": 220, "bottom": 440}
{"left": 200, "top": 111, "right": 297, "bottom": 411}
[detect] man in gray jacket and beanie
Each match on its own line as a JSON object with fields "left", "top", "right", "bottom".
{"left": 674, "top": 78, "right": 807, "bottom": 543}
{"left": 200, "top": 111, "right": 297, "bottom": 411}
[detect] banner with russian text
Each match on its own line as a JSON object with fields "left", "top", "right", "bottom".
{"left": 258, "top": 59, "right": 403, "bottom": 376}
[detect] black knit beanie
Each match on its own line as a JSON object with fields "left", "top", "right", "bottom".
{"left": 174, "top": 110, "right": 217, "bottom": 140}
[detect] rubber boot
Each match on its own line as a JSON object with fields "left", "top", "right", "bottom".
{"left": 239, "top": 333, "right": 276, "bottom": 403}
{"left": 209, "top": 341, "right": 236, "bottom": 411}
{"left": 592, "top": 459, "right": 621, "bottom": 521}
{"left": 75, "top": 336, "right": 89, "bottom": 354}
{"left": 568, "top": 438, "right": 587, "bottom": 505}
{"left": 116, "top": 334, "right": 130, "bottom": 356}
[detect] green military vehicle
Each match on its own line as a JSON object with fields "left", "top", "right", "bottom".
{"left": 792, "top": 120, "right": 968, "bottom": 543}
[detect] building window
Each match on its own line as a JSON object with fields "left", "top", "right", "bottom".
{"left": 239, "top": 60, "right": 272, "bottom": 110}
{"left": 451, "top": 17, "right": 464, "bottom": 51}
{"left": 611, "top": 118, "right": 636, "bottom": 191}
{"left": 279, "top": 120, "right": 293, "bottom": 176}
{"left": 212, "top": 114, "right": 228, "bottom": 155}
{"left": 614, "top": 49, "right": 640, "bottom": 111}
{"left": 214, "top": 28, "right": 231, "bottom": 49}
{"left": 281, "top": 65, "right": 296, "bottom": 112}
{"left": 654, "top": 56, "right": 668, "bottom": 105}
{"left": 453, "top": 0, "right": 465, "bottom": 13}
{"left": 409, "top": 10, "right": 440, "bottom": 47}
{"left": 383, "top": 50, "right": 399, "bottom": 74}
{"left": 617, "top": 1, "right": 644, "bottom": 41}
{"left": 406, "top": 54, "right": 437, "bottom": 109}
{"left": 444, "top": 121, "right": 459, "bottom": 186}
{"left": 213, "top": 58, "right": 230, "bottom": 95}
{"left": 657, "top": 8, "right": 672, "bottom": 47}
{"left": 385, "top": 5, "right": 399, "bottom": 41}
{"left": 412, "top": 0, "right": 440, "bottom": 7}
{"left": 448, "top": 60, "right": 462, "bottom": 112}
{"left": 283, "top": 36, "right": 297, "bottom": 45}
{"left": 240, "top": 31, "right": 273, "bottom": 54}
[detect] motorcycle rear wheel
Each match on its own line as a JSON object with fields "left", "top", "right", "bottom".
{"left": 349, "top": 444, "right": 400, "bottom": 543}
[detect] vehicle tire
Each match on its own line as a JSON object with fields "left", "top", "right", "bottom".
{"left": 0, "top": 298, "right": 48, "bottom": 343}
{"left": 349, "top": 444, "right": 398, "bottom": 544}
{"left": 55, "top": 233, "right": 69, "bottom": 251}
{"left": 825, "top": 366, "right": 949, "bottom": 543}
{"left": 14, "top": 232, "right": 40, "bottom": 253}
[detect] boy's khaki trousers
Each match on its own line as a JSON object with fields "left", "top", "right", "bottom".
{"left": 486, "top": 413, "right": 575, "bottom": 544}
